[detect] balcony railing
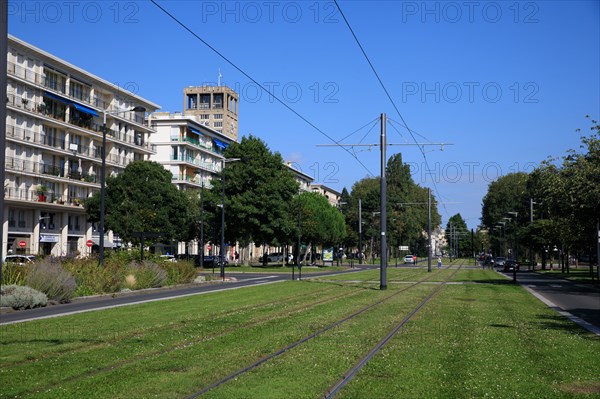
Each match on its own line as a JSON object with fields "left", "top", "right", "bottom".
{"left": 7, "top": 93, "right": 153, "bottom": 152}
{"left": 7, "top": 61, "right": 108, "bottom": 109}
{"left": 8, "top": 62, "right": 150, "bottom": 127}
{"left": 5, "top": 156, "right": 98, "bottom": 183}
{"left": 4, "top": 187, "right": 87, "bottom": 207}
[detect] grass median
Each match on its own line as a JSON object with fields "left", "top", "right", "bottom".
{"left": 1, "top": 268, "right": 598, "bottom": 398}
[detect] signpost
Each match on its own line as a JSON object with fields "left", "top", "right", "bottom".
{"left": 18, "top": 240, "right": 26, "bottom": 249}
{"left": 86, "top": 239, "right": 93, "bottom": 248}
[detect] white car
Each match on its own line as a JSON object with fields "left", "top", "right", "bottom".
{"left": 404, "top": 255, "right": 415, "bottom": 264}
{"left": 4, "top": 254, "right": 37, "bottom": 266}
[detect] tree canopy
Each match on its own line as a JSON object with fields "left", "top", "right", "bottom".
{"left": 85, "top": 161, "right": 195, "bottom": 245}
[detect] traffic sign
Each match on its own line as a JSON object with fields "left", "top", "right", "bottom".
{"left": 18, "top": 240, "right": 26, "bottom": 248}
{"left": 86, "top": 239, "right": 93, "bottom": 248}
{"left": 207, "top": 245, "right": 212, "bottom": 251}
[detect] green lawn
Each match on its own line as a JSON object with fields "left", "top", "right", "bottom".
{"left": 537, "top": 266, "right": 599, "bottom": 285}
{"left": 1, "top": 268, "right": 598, "bottom": 398}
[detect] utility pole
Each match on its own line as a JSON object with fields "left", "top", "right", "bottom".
{"left": 0, "top": 0, "right": 7, "bottom": 275}
{"left": 427, "top": 188, "right": 431, "bottom": 272}
{"left": 358, "top": 199, "right": 363, "bottom": 265}
{"left": 380, "top": 113, "right": 387, "bottom": 290}
{"left": 597, "top": 219, "right": 599, "bottom": 281}
{"left": 530, "top": 198, "right": 536, "bottom": 270}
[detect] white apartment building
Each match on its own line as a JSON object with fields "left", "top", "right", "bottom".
{"left": 3, "top": 35, "right": 159, "bottom": 259}
{"left": 148, "top": 111, "right": 234, "bottom": 255}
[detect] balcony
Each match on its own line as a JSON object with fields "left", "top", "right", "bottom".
{"left": 6, "top": 94, "right": 153, "bottom": 152}
{"left": 3, "top": 187, "right": 86, "bottom": 207}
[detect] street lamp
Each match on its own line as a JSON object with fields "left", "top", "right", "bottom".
{"left": 194, "top": 169, "right": 205, "bottom": 269}
{"left": 220, "top": 157, "right": 240, "bottom": 280}
{"left": 99, "top": 106, "right": 146, "bottom": 266}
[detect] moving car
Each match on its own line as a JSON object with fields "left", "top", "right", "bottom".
{"left": 495, "top": 257, "right": 506, "bottom": 268}
{"left": 404, "top": 255, "right": 415, "bottom": 264}
{"left": 503, "top": 259, "right": 519, "bottom": 272}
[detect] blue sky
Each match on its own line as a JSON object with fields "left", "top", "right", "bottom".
{"left": 8, "top": 0, "right": 600, "bottom": 229}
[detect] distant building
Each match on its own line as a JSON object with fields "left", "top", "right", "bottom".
{"left": 3, "top": 35, "right": 160, "bottom": 259}
{"left": 148, "top": 111, "right": 233, "bottom": 191}
{"left": 183, "top": 86, "right": 239, "bottom": 141}
{"left": 310, "top": 184, "right": 342, "bottom": 207}
{"left": 285, "top": 162, "right": 313, "bottom": 192}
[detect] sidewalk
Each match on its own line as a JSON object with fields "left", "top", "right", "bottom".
{"left": 508, "top": 270, "right": 600, "bottom": 336}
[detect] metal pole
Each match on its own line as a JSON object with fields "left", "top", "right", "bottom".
{"left": 596, "top": 219, "right": 599, "bottom": 281}
{"left": 200, "top": 182, "right": 204, "bottom": 269}
{"left": 0, "top": 0, "right": 7, "bottom": 275}
{"left": 380, "top": 113, "right": 387, "bottom": 290}
{"left": 427, "top": 188, "right": 431, "bottom": 272}
{"left": 358, "top": 199, "right": 363, "bottom": 265}
{"left": 295, "top": 192, "right": 300, "bottom": 280}
{"left": 99, "top": 114, "right": 107, "bottom": 266}
{"left": 220, "top": 161, "right": 225, "bottom": 280}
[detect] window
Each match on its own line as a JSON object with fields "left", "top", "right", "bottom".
{"left": 70, "top": 81, "right": 85, "bottom": 100}
{"left": 44, "top": 68, "right": 66, "bottom": 93}
{"left": 214, "top": 114, "right": 223, "bottom": 120}
{"left": 213, "top": 93, "right": 223, "bottom": 109}
{"left": 186, "top": 94, "right": 197, "bottom": 109}
{"left": 214, "top": 121, "right": 223, "bottom": 127}
{"left": 199, "top": 94, "right": 210, "bottom": 110}
{"left": 18, "top": 210, "right": 26, "bottom": 228}
{"left": 199, "top": 114, "right": 210, "bottom": 120}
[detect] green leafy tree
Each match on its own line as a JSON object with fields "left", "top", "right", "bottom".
{"left": 297, "top": 192, "right": 346, "bottom": 261}
{"left": 208, "top": 135, "right": 299, "bottom": 249}
{"left": 446, "top": 213, "right": 471, "bottom": 257}
{"left": 85, "top": 161, "right": 195, "bottom": 245}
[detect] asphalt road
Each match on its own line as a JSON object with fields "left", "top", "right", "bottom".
{"left": 499, "top": 269, "right": 600, "bottom": 334}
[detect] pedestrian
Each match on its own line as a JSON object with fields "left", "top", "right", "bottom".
{"left": 234, "top": 251, "right": 239, "bottom": 266}
{"left": 437, "top": 256, "right": 442, "bottom": 269}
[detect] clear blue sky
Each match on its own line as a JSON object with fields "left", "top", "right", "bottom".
{"left": 8, "top": 0, "right": 600, "bottom": 230}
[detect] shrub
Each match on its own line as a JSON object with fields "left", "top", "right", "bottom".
{"left": 62, "top": 258, "right": 125, "bottom": 296}
{"left": 0, "top": 285, "right": 48, "bottom": 309}
{"left": 126, "top": 261, "right": 167, "bottom": 289}
{"left": 1, "top": 264, "right": 28, "bottom": 285}
{"left": 25, "top": 258, "right": 77, "bottom": 303}
{"left": 161, "top": 260, "right": 197, "bottom": 286}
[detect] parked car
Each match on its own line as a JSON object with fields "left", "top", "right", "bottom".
{"left": 495, "top": 257, "right": 506, "bottom": 268}
{"left": 404, "top": 255, "right": 415, "bottom": 264}
{"left": 261, "top": 253, "right": 284, "bottom": 263}
{"left": 202, "top": 255, "right": 228, "bottom": 267}
{"left": 160, "top": 254, "right": 177, "bottom": 263}
{"left": 4, "top": 254, "right": 37, "bottom": 267}
{"left": 503, "top": 259, "right": 519, "bottom": 272}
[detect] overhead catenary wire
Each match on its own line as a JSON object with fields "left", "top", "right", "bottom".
{"left": 333, "top": 0, "right": 452, "bottom": 219}
{"left": 150, "top": 0, "right": 374, "bottom": 177}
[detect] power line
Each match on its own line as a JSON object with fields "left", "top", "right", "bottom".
{"left": 333, "top": 0, "right": 451, "bottom": 219}
{"left": 150, "top": 0, "right": 374, "bottom": 176}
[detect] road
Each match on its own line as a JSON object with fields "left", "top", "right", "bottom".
{"left": 499, "top": 269, "right": 600, "bottom": 335}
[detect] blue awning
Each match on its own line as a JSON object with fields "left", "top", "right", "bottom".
{"left": 44, "top": 91, "right": 99, "bottom": 117}
{"left": 213, "top": 139, "right": 228, "bottom": 149}
{"left": 71, "top": 102, "right": 99, "bottom": 117}
{"left": 44, "top": 91, "right": 71, "bottom": 104}
{"left": 189, "top": 127, "right": 203, "bottom": 136}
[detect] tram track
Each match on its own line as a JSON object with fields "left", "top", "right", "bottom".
{"left": 185, "top": 263, "right": 460, "bottom": 398}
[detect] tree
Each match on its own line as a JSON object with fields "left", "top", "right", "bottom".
{"left": 209, "top": 135, "right": 299, "bottom": 249}
{"left": 297, "top": 192, "right": 346, "bottom": 262}
{"left": 446, "top": 213, "right": 470, "bottom": 257}
{"left": 85, "top": 161, "right": 195, "bottom": 245}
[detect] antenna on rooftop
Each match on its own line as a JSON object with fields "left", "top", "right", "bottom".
{"left": 218, "top": 68, "right": 222, "bottom": 86}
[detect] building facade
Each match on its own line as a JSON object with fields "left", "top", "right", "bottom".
{"left": 148, "top": 111, "right": 234, "bottom": 255}
{"left": 310, "top": 184, "right": 342, "bottom": 207}
{"left": 183, "top": 86, "right": 238, "bottom": 141}
{"left": 3, "top": 35, "right": 159, "bottom": 259}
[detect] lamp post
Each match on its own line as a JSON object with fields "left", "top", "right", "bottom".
{"left": 507, "top": 212, "right": 518, "bottom": 283}
{"left": 99, "top": 106, "right": 146, "bottom": 266}
{"left": 220, "top": 158, "right": 240, "bottom": 280}
{"left": 193, "top": 169, "right": 205, "bottom": 269}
